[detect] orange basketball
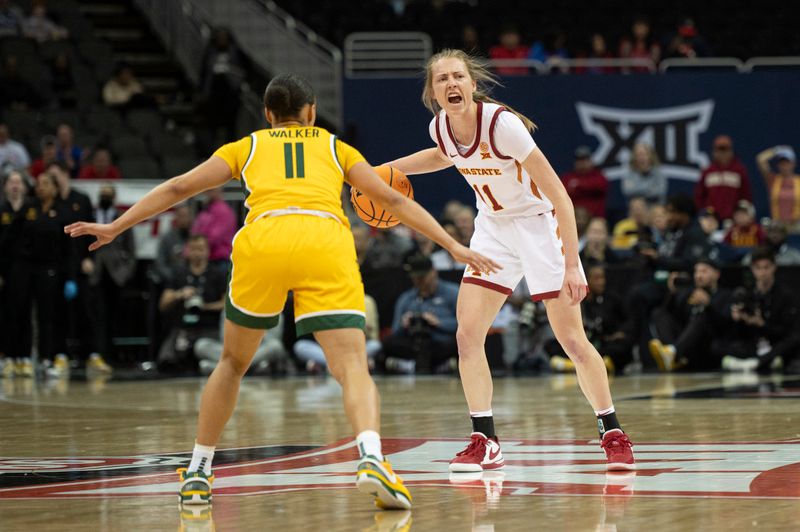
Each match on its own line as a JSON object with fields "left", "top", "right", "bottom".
{"left": 350, "top": 165, "right": 414, "bottom": 228}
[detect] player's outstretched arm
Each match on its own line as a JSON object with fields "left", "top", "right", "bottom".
{"left": 386, "top": 147, "right": 453, "bottom": 176}
{"left": 348, "top": 161, "right": 499, "bottom": 274}
{"left": 521, "top": 148, "right": 585, "bottom": 304}
{"left": 65, "top": 156, "right": 232, "bottom": 251}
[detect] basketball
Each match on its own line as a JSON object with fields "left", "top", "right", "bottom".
{"left": 350, "top": 165, "right": 414, "bottom": 228}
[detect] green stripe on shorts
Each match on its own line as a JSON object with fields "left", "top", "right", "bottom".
{"left": 225, "top": 294, "right": 280, "bottom": 330}
{"left": 296, "top": 314, "right": 365, "bottom": 336}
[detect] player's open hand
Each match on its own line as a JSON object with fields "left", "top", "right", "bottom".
{"left": 449, "top": 244, "right": 501, "bottom": 275}
{"left": 563, "top": 265, "right": 586, "bottom": 305}
{"left": 64, "top": 222, "right": 118, "bottom": 251}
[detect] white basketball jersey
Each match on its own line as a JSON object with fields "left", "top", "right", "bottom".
{"left": 430, "top": 101, "right": 553, "bottom": 217}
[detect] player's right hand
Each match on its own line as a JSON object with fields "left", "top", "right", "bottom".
{"left": 449, "top": 244, "right": 501, "bottom": 275}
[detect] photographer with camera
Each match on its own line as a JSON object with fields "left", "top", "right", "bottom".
{"left": 721, "top": 247, "right": 800, "bottom": 372}
{"left": 158, "top": 234, "right": 226, "bottom": 371}
{"left": 381, "top": 253, "right": 459, "bottom": 374}
{"left": 648, "top": 257, "right": 733, "bottom": 371}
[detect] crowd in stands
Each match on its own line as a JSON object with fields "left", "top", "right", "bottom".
{"left": 281, "top": 0, "right": 799, "bottom": 68}
{"left": 2, "top": 0, "right": 800, "bottom": 381}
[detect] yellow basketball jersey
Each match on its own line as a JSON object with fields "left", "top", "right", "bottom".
{"left": 213, "top": 126, "right": 365, "bottom": 225}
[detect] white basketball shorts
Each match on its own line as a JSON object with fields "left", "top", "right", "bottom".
{"left": 462, "top": 211, "right": 586, "bottom": 300}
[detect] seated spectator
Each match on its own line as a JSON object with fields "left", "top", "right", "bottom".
{"left": 78, "top": 148, "right": 121, "bottom": 180}
{"left": 49, "top": 52, "right": 78, "bottom": 108}
{"left": 576, "top": 33, "right": 616, "bottom": 74}
{"left": 489, "top": 24, "right": 528, "bottom": 75}
{"left": 663, "top": 17, "right": 711, "bottom": 59}
{"left": 723, "top": 200, "right": 765, "bottom": 248}
{"left": 0, "top": 0, "right": 24, "bottom": 37}
{"left": 195, "top": 313, "right": 288, "bottom": 375}
{"left": 528, "top": 28, "right": 569, "bottom": 66}
{"left": 626, "top": 194, "right": 713, "bottom": 365}
{"left": 88, "top": 184, "right": 134, "bottom": 370}
{"left": 190, "top": 186, "right": 237, "bottom": 270}
{"left": 381, "top": 254, "right": 459, "bottom": 374}
{"left": 695, "top": 135, "right": 752, "bottom": 221}
{"left": 358, "top": 226, "right": 414, "bottom": 271}
{"left": 55, "top": 124, "right": 83, "bottom": 177}
{"left": 153, "top": 202, "right": 193, "bottom": 285}
{"left": 0, "top": 123, "right": 30, "bottom": 172}
{"left": 575, "top": 205, "right": 591, "bottom": 251}
{"left": 580, "top": 218, "right": 623, "bottom": 266}
{"left": 621, "top": 142, "right": 668, "bottom": 205}
{"left": 756, "top": 145, "right": 800, "bottom": 232}
{"left": 294, "top": 294, "right": 381, "bottom": 373}
{"left": 649, "top": 203, "right": 668, "bottom": 245}
{"left": 648, "top": 257, "right": 733, "bottom": 371}
{"left": 0, "top": 55, "right": 43, "bottom": 110}
{"left": 157, "top": 234, "right": 226, "bottom": 371}
{"left": 618, "top": 16, "right": 661, "bottom": 72}
{"left": 612, "top": 196, "right": 650, "bottom": 249}
{"left": 453, "top": 205, "right": 476, "bottom": 246}
{"left": 721, "top": 247, "right": 800, "bottom": 373}
{"left": 547, "top": 264, "right": 632, "bottom": 374}
{"left": 102, "top": 63, "right": 153, "bottom": 109}
{"left": 562, "top": 145, "right": 608, "bottom": 217}
{"left": 459, "top": 24, "right": 486, "bottom": 57}
{"left": 28, "top": 135, "right": 57, "bottom": 178}
{"left": 22, "top": 3, "right": 67, "bottom": 42}
{"left": 697, "top": 207, "right": 724, "bottom": 244}
{"left": 743, "top": 222, "right": 800, "bottom": 266}
{"left": 440, "top": 199, "right": 468, "bottom": 224}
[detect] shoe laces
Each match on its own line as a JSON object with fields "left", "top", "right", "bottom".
{"left": 601, "top": 431, "right": 633, "bottom": 453}
{"left": 456, "top": 434, "right": 487, "bottom": 458}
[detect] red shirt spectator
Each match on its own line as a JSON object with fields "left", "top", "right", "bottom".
{"left": 694, "top": 135, "right": 751, "bottom": 221}
{"left": 724, "top": 200, "right": 765, "bottom": 248}
{"left": 77, "top": 148, "right": 122, "bottom": 180}
{"left": 489, "top": 26, "right": 528, "bottom": 75}
{"left": 29, "top": 135, "right": 58, "bottom": 177}
{"left": 618, "top": 16, "right": 661, "bottom": 73}
{"left": 562, "top": 146, "right": 609, "bottom": 218}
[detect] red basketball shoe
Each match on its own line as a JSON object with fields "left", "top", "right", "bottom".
{"left": 601, "top": 429, "right": 636, "bottom": 471}
{"left": 449, "top": 432, "right": 505, "bottom": 472}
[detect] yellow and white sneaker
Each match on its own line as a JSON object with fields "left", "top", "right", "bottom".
{"left": 87, "top": 353, "right": 113, "bottom": 374}
{"left": 549, "top": 355, "right": 575, "bottom": 372}
{"left": 177, "top": 468, "right": 214, "bottom": 505}
{"left": 648, "top": 339, "right": 675, "bottom": 372}
{"left": 47, "top": 354, "right": 70, "bottom": 378}
{"left": 1, "top": 358, "right": 15, "bottom": 379}
{"left": 16, "top": 358, "right": 34, "bottom": 378}
{"left": 356, "top": 455, "right": 412, "bottom": 510}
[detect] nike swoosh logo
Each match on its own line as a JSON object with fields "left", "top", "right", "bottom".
{"left": 488, "top": 447, "right": 501, "bottom": 461}
{"left": 449, "top": 153, "right": 458, "bottom": 157}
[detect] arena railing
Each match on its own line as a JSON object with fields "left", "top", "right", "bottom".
{"left": 135, "top": 0, "right": 343, "bottom": 131}
{"left": 659, "top": 57, "right": 744, "bottom": 72}
{"left": 345, "top": 32, "right": 432, "bottom": 78}
{"left": 743, "top": 56, "right": 800, "bottom": 71}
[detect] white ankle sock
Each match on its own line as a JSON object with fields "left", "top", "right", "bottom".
{"left": 594, "top": 405, "right": 615, "bottom": 416}
{"left": 188, "top": 442, "right": 215, "bottom": 475}
{"left": 356, "top": 430, "right": 383, "bottom": 461}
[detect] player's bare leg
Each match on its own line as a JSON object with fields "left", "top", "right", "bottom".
{"left": 450, "top": 283, "right": 508, "bottom": 472}
{"left": 545, "top": 292, "right": 635, "bottom": 471}
{"left": 316, "top": 328, "right": 411, "bottom": 509}
{"left": 181, "top": 319, "right": 265, "bottom": 505}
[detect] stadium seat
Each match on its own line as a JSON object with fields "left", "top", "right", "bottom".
{"left": 43, "top": 109, "right": 82, "bottom": 130}
{"left": 111, "top": 134, "right": 149, "bottom": 159}
{"left": 162, "top": 156, "right": 200, "bottom": 179}
{"left": 125, "top": 109, "right": 163, "bottom": 137}
{"left": 150, "top": 132, "right": 193, "bottom": 158}
{"left": 84, "top": 107, "right": 124, "bottom": 135}
{"left": 118, "top": 156, "right": 160, "bottom": 180}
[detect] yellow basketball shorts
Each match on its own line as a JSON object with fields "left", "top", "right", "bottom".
{"left": 225, "top": 214, "right": 366, "bottom": 335}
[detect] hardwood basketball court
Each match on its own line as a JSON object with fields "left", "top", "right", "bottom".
{"left": 1, "top": 374, "right": 798, "bottom": 531}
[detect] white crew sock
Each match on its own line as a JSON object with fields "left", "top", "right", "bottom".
{"left": 469, "top": 409, "right": 493, "bottom": 418}
{"left": 356, "top": 430, "right": 383, "bottom": 461}
{"left": 188, "top": 442, "right": 215, "bottom": 475}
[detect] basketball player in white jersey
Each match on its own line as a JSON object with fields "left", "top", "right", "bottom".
{"left": 388, "top": 49, "right": 635, "bottom": 472}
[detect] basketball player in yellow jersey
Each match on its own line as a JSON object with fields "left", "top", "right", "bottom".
{"left": 66, "top": 74, "right": 499, "bottom": 511}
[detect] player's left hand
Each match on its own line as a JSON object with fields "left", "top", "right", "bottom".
{"left": 65, "top": 222, "right": 119, "bottom": 251}
{"left": 563, "top": 265, "right": 586, "bottom": 305}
